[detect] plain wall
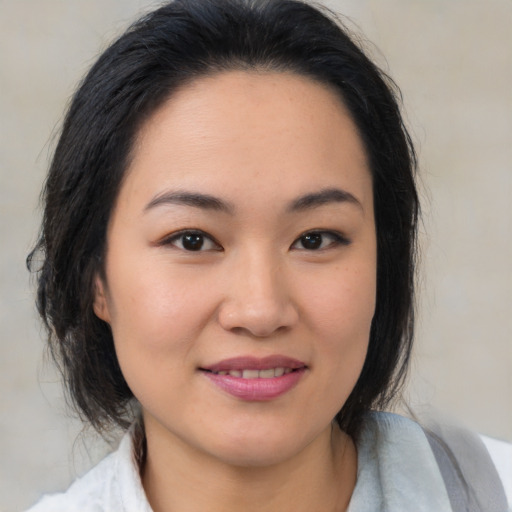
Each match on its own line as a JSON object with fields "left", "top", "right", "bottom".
{"left": 1, "top": 1, "right": 510, "bottom": 510}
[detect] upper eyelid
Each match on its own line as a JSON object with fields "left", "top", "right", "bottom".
{"left": 297, "top": 229, "right": 341, "bottom": 237}
{"left": 294, "top": 229, "right": 349, "bottom": 241}
{"left": 290, "top": 230, "right": 351, "bottom": 249}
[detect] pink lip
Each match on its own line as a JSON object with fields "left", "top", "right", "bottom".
{"left": 200, "top": 355, "right": 307, "bottom": 401}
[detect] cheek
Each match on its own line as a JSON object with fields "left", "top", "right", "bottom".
{"left": 105, "top": 278, "right": 205, "bottom": 411}
{"left": 107, "top": 248, "right": 203, "bottom": 331}
{"left": 305, "top": 261, "right": 376, "bottom": 339}
{"left": 103, "top": 256, "right": 215, "bottom": 381}
{"left": 301, "top": 258, "right": 376, "bottom": 397}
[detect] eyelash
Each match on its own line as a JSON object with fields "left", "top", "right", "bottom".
{"left": 159, "top": 230, "right": 222, "bottom": 252}
{"left": 158, "top": 229, "right": 350, "bottom": 252}
{"left": 291, "top": 230, "right": 351, "bottom": 251}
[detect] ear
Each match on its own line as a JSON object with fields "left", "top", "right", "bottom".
{"left": 93, "top": 275, "right": 111, "bottom": 323}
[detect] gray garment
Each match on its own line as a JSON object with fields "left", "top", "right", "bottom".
{"left": 425, "top": 421, "right": 509, "bottom": 512}
{"left": 348, "top": 412, "right": 453, "bottom": 511}
{"left": 349, "top": 413, "right": 509, "bottom": 512}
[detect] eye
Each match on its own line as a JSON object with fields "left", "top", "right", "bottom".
{"left": 291, "top": 231, "right": 350, "bottom": 251}
{"left": 162, "top": 230, "right": 222, "bottom": 252}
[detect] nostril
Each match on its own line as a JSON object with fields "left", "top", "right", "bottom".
{"left": 216, "top": 271, "right": 299, "bottom": 336}
{"left": 218, "top": 306, "right": 298, "bottom": 337}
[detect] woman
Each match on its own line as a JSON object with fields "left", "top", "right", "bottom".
{"left": 26, "top": 0, "right": 510, "bottom": 510}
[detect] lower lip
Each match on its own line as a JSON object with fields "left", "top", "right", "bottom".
{"left": 202, "top": 369, "right": 305, "bottom": 401}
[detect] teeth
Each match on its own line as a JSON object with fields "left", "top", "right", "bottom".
{"left": 242, "top": 369, "right": 259, "bottom": 379}
{"left": 214, "top": 367, "right": 294, "bottom": 378}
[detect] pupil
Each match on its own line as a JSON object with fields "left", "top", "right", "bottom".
{"left": 302, "top": 233, "right": 322, "bottom": 249}
{"left": 183, "top": 233, "right": 203, "bottom": 251}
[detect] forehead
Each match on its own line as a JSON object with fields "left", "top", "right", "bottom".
{"left": 122, "top": 70, "right": 372, "bottom": 213}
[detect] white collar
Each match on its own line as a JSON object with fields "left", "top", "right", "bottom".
{"left": 111, "top": 424, "right": 153, "bottom": 511}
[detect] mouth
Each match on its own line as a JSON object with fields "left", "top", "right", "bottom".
{"left": 202, "top": 367, "right": 299, "bottom": 378}
{"left": 200, "top": 355, "right": 307, "bottom": 376}
{"left": 200, "top": 356, "right": 307, "bottom": 400}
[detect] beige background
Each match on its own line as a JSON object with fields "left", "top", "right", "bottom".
{"left": 1, "top": 1, "right": 511, "bottom": 510}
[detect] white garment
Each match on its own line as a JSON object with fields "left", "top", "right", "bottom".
{"left": 26, "top": 412, "right": 512, "bottom": 512}
{"left": 26, "top": 429, "right": 152, "bottom": 512}
{"left": 482, "top": 435, "right": 512, "bottom": 508}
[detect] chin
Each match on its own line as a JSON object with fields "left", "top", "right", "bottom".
{"left": 203, "top": 420, "right": 317, "bottom": 468}
{"left": 213, "top": 441, "right": 298, "bottom": 468}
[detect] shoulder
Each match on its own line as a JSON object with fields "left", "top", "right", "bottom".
{"left": 363, "top": 412, "right": 511, "bottom": 511}
{"left": 351, "top": 412, "right": 454, "bottom": 511}
{"left": 25, "top": 429, "right": 152, "bottom": 512}
{"left": 25, "top": 451, "right": 118, "bottom": 512}
{"left": 481, "top": 435, "right": 512, "bottom": 508}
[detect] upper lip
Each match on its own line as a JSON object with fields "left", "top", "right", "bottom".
{"left": 201, "top": 355, "right": 307, "bottom": 373}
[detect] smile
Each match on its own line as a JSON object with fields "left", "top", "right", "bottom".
{"left": 200, "top": 356, "right": 307, "bottom": 400}
{"left": 207, "top": 368, "right": 295, "bottom": 378}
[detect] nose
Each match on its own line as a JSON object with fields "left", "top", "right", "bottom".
{"left": 217, "top": 251, "right": 299, "bottom": 338}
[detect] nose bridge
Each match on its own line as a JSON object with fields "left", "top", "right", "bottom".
{"left": 218, "top": 245, "right": 298, "bottom": 337}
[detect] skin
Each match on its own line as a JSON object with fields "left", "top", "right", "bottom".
{"left": 94, "top": 71, "right": 377, "bottom": 512}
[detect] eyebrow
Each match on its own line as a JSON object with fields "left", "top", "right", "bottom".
{"left": 144, "top": 191, "right": 234, "bottom": 214}
{"left": 144, "top": 187, "right": 362, "bottom": 215}
{"left": 287, "top": 188, "right": 363, "bottom": 213}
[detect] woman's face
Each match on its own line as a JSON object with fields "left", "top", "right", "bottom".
{"left": 94, "top": 71, "right": 376, "bottom": 466}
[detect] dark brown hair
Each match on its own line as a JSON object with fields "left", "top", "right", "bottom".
{"left": 28, "top": 0, "right": 418, "bottom": 438}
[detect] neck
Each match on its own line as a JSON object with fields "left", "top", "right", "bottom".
{"left": 141, "top": 417, "right": 357, "bottom": 512}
